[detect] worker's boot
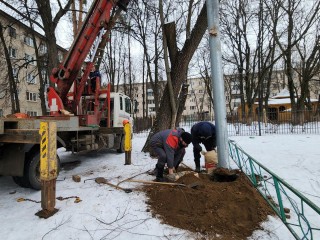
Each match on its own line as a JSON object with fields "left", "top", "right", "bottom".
{"left": 155, "top": 164, "right": 165, "bottom": 182}
{"left": 195, "top": 159, "right": 201, "bottom": 173}
{"left": 150, "top": 164, "right": 157, "bottom": 176}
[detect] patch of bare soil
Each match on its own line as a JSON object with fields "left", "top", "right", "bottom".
{"left": 143, "top": 168, "right": 274, "bottom": 239}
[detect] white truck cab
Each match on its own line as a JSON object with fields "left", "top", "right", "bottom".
{"left": 76, "top": 91, "right": 133, "bottom": 128}
{"left": 100, "top": 92, "right": 133, "bottom": 127}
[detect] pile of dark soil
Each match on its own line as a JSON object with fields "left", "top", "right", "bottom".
{"left": 143, "top": 168, "right": 274, "bottom": 239}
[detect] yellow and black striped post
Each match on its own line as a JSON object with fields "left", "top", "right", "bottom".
{"left": 38, "top": 121, "right": 58, "bottom": 215}
{"left": 123, "top": 121, "right": 132, "bottom": 165}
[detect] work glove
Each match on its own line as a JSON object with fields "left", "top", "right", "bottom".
{"left": 167, "top": 173, "right": 176, "bottom": 182}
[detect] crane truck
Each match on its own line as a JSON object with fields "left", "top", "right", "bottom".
{"left": 0, "top": 0, "right": 131, "bottom": 190}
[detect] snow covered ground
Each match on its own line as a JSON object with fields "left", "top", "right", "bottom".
{"left": 1, "top": 132, "right": 320, "bottom": 240}
{"left": 230, "top": 134, "right": 320, "bottom": 240}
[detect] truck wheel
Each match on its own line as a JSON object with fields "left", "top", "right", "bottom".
{"left": 12, "top": 176, "right": 31, "bottom": 188}
{"left": 117, "top": 135, "right": 125, "bottom": 153}
{"left": 26, "top": 153, "right": 61, "bottom": 190}
{"left": 25, "top": 153, "right": 41, "bottom": 190}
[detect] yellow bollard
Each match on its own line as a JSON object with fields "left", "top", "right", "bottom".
{"left": 123, "top": 120, "right": 132, "bottom": 165}
{"left": 36, "top": 121, "right": 58, "bottom": 218}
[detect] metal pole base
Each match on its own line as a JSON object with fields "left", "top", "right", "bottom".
{"left": 125, "top": 151, "right": 131, "bottom": 165}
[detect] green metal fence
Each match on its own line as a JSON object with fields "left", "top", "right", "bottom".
{"left": 228, "top": 140, "right": 320, "bottom": 240}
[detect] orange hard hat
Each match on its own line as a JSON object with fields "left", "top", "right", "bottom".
{"left": 122, "top": 119, "right": 129, "bottom": 126}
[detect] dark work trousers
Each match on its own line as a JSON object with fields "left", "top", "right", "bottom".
{"left": 91, "top": 78, "right": 96, "bottom": 92}
{"left": 152, "top": 145, "right": 185, "bottom": 169}
{"left": 193, "top": 136, "right": 216, "bottom": 168}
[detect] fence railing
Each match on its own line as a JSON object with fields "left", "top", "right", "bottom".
{"left": 228, "top": 140, "right": 320, "bottom": 240}
{"left": 133, "top": 110, "right": 320, "bottom": 136}
{"left": 227, "top": 110, "right": 320, "bottom": 135}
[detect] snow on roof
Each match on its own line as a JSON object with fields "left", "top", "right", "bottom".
{"left": 255, "top": 97, "right": 318, "bottom": 105}
{"left": 271, "top": 89, "right": 290, "bottom": 99}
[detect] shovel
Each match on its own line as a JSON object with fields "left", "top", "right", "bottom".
{"left": 95, "top": 177, "right": 132, "bottom": 193}
{"left": 124, "top": 179, "right": 201, "bottom": 189}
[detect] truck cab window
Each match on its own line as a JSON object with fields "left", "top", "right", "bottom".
{"left": 120, "top": 96, "right": 123, "bottom": 110}
{"left": 125, "top": 98, "right": 131, "bottom": 114}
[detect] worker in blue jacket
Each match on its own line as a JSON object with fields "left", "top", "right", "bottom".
{"left": 191, "top": 122, "right": 216, "bottom": 172}
{"left": 150, "top": 128, "right": 192, "bottom": 182}
{"left": 89, "top": 65, "right": 101, "bottom": 92}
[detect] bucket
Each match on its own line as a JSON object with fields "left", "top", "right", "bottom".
{"left": 205, "top": 162, "right": 217, "bottom": 174}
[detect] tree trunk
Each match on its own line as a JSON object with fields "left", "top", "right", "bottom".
{"left": 35, "top": 0, "right": 72, "bottom": 87}
{"left": 142, "top": 3, "right": 208, "bottom": 152}
{"left": 0, "top": 23, "right": 20, "bottom": 113}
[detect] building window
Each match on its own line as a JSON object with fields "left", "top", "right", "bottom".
{"left": 26, "top": 91, "right": 37, "bottom": 102}
{"left": 147, "top": 100, "right": 154, "bottom": 104}
{"left": 190, "top": 106, "right": 196, "bottom": 110}
{"left": 279, "top": 106, "right": 286, "bottom": 112}
{"left": 39, "top": 44, "right": 47, "bottom": 54}
{"left": 199, "top": 90, "right": 204, "bottom": 93}
{"left": 12, "top": 68, "right": 19, "bottom": 82}
{"left": 24, "top": 36, "right": 34, "bottom": 47}
{"left": 41, "top": 69, "right": 48, "bottom": 83}
{"left": 0, "top": 109, "right": 3, "bottom": 117}
{"left": 27, "top": 111, "right": 37, "bottom": 116}
{"left": 25, "top": 54, "right": 35, "bottom": 65}
{"left": 9, "top": 47, "right": 17, "bottom": 58}
{"left": 232, "top": 85, "right": 239, "bottom": 90}
{"left": 8, "top": 26, "right": 16, "bottom": 38}
{"left": 13, "top": 90, "right": 19, "bottom": 100}
{"left": 147, "top": 89, "right": 154, "bottom": 97}
{"left": 149, "top": 107, "right": 155, "bottom": 112}
{"left": 26, "top": 73, "right": 36, "bottom": 84}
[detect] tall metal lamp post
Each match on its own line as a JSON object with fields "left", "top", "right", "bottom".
{"left": 206, "top": 0, "right": 228, "bottom": 168}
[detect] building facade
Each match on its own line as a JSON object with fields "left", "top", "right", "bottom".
{"left": 118, "top": 78, "right": 214, "bottom": 120}
{"left": 118, "top": 71, "right": 319, "bottom": 121}
{"left": 0, "top": 10, "right": 65, "bottom": 117}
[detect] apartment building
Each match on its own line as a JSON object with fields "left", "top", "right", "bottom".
{"left": 226, "top": 70, "right": 320, "bottom": 112}
{"left": 185, "top": 78, "right": 213, "bottom": 119}
{"left": 118, "top": 78, "right": 214, "bottom": 119}
{"left": 118, "top": 69, "right": 319, "bottom": 120}
{"left": 118, "top": 81, "right": 166, "bottom": 118}
{"left": 0, "top": 10, "right": 66, "bottom": 117}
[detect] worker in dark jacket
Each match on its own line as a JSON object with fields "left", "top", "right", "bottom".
{"left": 191, "top": 122, "right": 216, "bottom": 172}
{"left": 150, "top": 128, "right": 192, "bottom": 182}
{"left": 89, "top": 65, "right": 101, "bottom": 92}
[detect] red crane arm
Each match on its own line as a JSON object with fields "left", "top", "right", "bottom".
{"left": 49, "top": 0, "right": 129, "bottom": 110}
